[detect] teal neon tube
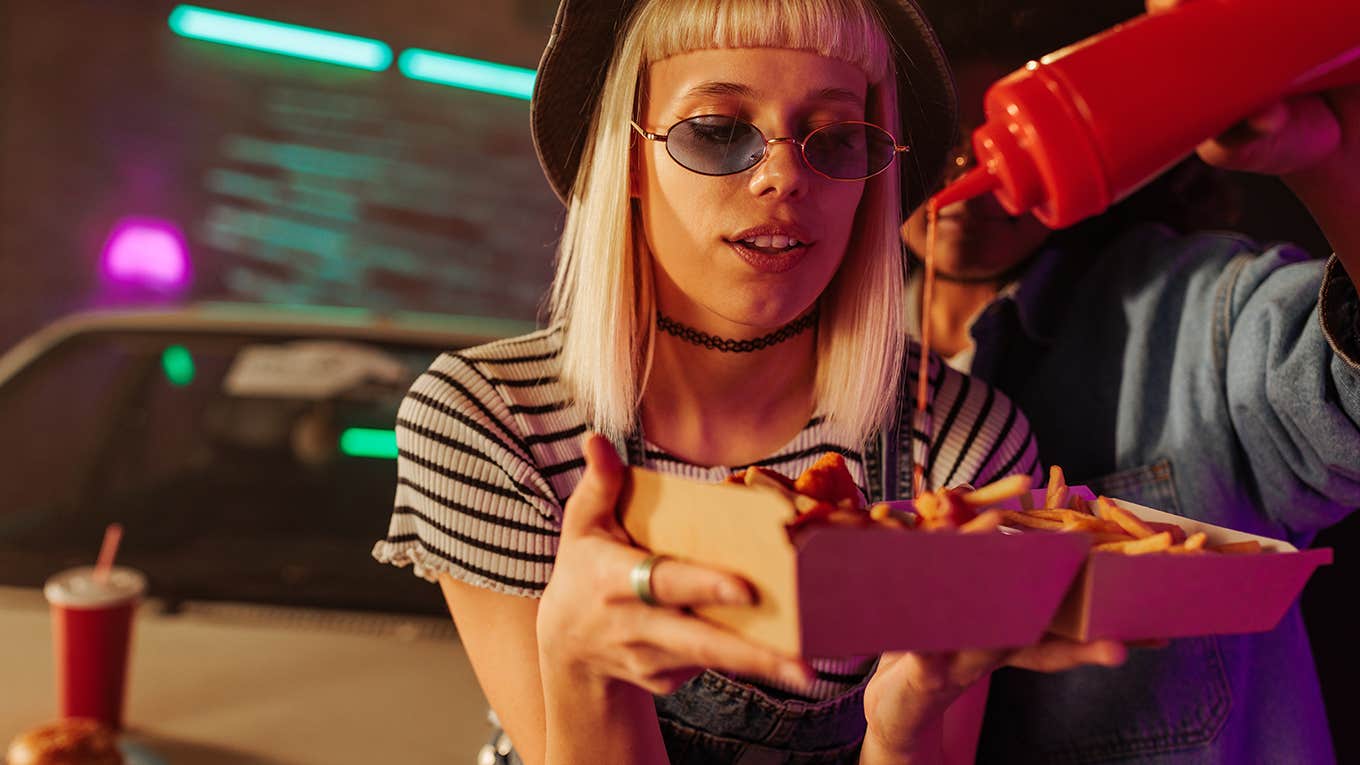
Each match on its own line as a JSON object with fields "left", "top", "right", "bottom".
{"left": 399, "top": 49, "right": 535, "bottom": 99}
{"left": 168, "top": 5, "right": 392, "bottom": 71}
{"left": 339, "top": 428, "right": 398, "bottom": 459}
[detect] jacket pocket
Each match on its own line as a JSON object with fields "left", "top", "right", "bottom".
{"left": 1084, "top": 459, "right": 1182, "bottom": 512}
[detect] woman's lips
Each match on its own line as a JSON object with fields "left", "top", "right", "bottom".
{"left": 725, "top": 240, "right": 809, "bottom": 273}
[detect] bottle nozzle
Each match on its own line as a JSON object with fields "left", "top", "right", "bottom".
{"left": 928, "top": 166, "right": 998, "bottom": 212}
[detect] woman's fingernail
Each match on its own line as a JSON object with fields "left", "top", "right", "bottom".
{"left": 1103, "top": 643, "right": 1129, "bottom": 666}
{"left": 781, "top": 664, "right": 813, "bottom": 688}
{"left": 718, "top": 580, "right": 751, "bottom": 606}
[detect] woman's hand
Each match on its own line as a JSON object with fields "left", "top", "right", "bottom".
{"left": 859, "top": 509, "right": 1129, "bottom": 763}
{"left": 536, "top": 433, "right": 815, "bottom": 696}
{"left": 861, "top": 637, "right": 1127, "bottom": 763}
{"left": 1145, "top": 0, "right": 1360, "bottom": 292}
{"left": 1145, "top": 0, "right": 1359, "bottom": 184}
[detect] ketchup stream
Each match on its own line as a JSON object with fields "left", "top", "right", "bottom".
{"left": 913, "top": 170, "right": 999, "bottom": 497}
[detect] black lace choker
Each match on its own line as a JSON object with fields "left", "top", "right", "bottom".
{"left": 656, "top": 308, "right": 818, "bottom": 353}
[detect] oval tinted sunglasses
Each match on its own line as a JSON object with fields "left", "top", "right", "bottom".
{"left": 630, "top": 115, "right": 909, "bottom": 181}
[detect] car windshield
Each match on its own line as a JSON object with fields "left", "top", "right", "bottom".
{"left": 0, "top": 309, "right": 522, "bottom": 617}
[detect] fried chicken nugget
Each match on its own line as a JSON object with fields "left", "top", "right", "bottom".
{"left": 793, "top": 452, "right": 865, "bottom": 509}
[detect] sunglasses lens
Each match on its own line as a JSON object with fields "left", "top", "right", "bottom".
{"left": 666, "top": 116, "right": 766, "bottom": 175}
{"left": 804, "top": 123, "right": 898, "bottom": 180}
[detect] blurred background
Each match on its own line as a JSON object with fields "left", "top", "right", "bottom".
{"left": 1, "top": 2, "right": 566, "bottom": 762}
{"left": 0, "top": 0, "right": 564, "bottom": 351}
{"left": 0, "top": 1, "right": 1352, "bottom": 763}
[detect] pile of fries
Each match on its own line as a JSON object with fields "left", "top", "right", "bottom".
{"left": 1000, "top": 466, "right": 1261, "bottom": 555}
{"left": 729, "top": 456, "right": 1263, "bottom": 555}
{"left": 726, "top": 453, "right": 872, "bottom": 531}
{"left": 727, "top": 452, "right": 1032, "bottom": 534}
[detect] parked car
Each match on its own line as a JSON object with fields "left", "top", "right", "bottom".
{"left": 0, "top": 303, "right": 533, "bottom": 763}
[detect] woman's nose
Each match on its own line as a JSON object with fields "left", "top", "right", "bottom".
{"left": 747, "top": 139, "right": 810, "bottom": 200}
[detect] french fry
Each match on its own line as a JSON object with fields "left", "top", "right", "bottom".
{"left": 1001, "top": 510, "right": 1066, "bottom": 530}
{"left": 914, "top": 489, "right": 972, "bottom": 530}
{"left": 961, "top": 509, "right": 1005, "bottom": 534}
{"left": 1095, "top": 497, "right": 1156, "bottom": 539}
{"left": 914, "top": 492, "right": 940, "bottom": 519}
{"left": 1146, "top": 521, "right": 1188, "bottom": 544}
{"left": 1211, "top": 540, "right": 1263, "bottom": 555}
{"left": 825, "top": 509, "right": 870, "bottom": 527}
{"left": 786, "top": 500, "right": 837, "bottom": 531}
{"left": 1090, "top": 532, "right": 1139, "bottom": 545}
{"left": 1069, "top": 494, "right": 1092, "bottom": 515}
{"left": 1166, "top": 532, "right": 1209, "bottom": 554}
{"left": 1028, "top": 509, "right": 1105, "bottom": 525}
{"left": 1045, "top": 465, "right": 1069, "bottom": 509}
{"left": 1061, "top": 516, "right": 1110, "bottom": 534}
{"left": 1094, "top": 531, "right": 1172, "bottom": 555}
{"left": 1027, "top": 513, "right": 1121, "bottom": 537}
{"left": 745, "top": 466, "right": 799, "bottom": 500}
{"left": 1128, "top": 532, "right": 1174, "bottom": 554}
{"left": 869, "top": 503, "right": 915, "bottom": 529}
{"left": 960, "top": 474, "right": 1033, "bottom": 507}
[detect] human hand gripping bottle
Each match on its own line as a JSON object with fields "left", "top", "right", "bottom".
{"left": 932, "top": 0, "right": 1360, "bottom": 224}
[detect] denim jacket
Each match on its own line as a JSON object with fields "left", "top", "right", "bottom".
{"left": 964, "top": 224, "right": 1360, "bottom": 764}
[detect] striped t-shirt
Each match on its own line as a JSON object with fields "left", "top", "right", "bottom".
{"left": 373, "top": 327, "right": 1040, "bottom": 700}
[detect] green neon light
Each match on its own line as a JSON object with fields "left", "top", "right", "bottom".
{"left": 398, "top": 49, "right": 535, "bottom": 99}
{"left": 340, "top": 428, "right": 398, "bottom": 459}
{"left": 161, "top": 345, "right": 195, "bottom": 387}
{"left": 168, "top": 5, "right": 392, "bottom": 71}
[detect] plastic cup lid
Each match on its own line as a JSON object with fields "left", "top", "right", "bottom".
{"left": 44, "top": 566, "right": 147, "bottom": 608}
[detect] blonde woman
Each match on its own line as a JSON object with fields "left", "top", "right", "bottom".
{"left": 374, "top": 0, "right": 1126, "bottom": 762}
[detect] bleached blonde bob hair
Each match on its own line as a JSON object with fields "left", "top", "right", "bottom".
{"left": 548, "top": 0, "right": 908, "bottom": 446}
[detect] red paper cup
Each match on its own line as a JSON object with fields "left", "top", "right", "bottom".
{"left": 43, "top": 566, "right": 146, "bottom": 730}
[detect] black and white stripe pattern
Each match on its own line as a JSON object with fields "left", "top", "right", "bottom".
{"left": 373, "top": 328, "right": 1039, "bottom": 700}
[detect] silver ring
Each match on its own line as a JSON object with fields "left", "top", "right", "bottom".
{"left": 629, "top": 554, "right": 668, "bottom": 606}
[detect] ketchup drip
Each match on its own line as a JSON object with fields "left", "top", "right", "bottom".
{"left": 913, "top": 167, "right": 999, "bottom": 497}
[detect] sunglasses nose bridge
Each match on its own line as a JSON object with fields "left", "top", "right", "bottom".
{"left": 756, "top": 136, "right": 812, "bottom": 175}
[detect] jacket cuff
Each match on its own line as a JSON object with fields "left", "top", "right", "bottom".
{"left": 1319, "top": 255, "right": 1360, "bottom": 371}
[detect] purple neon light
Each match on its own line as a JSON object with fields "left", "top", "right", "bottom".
{"left": 101, "top": 218, "right": 191, "bottom": 290}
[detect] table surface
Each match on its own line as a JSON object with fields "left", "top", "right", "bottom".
{"left": 0, "top": 587, "right": 491, "bottom": 765}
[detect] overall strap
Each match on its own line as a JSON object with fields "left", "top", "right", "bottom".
{"left": 876, "top": 351, "right": 935, "bottom": 501}
{"left": 881, "top": 412, "right": 901, "bottom": 502}
{"left": 625, "top": 428, "right": 646, "bottom": 468}
{"left": 868, "top": 400, "right": 906, "bottom": 503}
{"left": 604, "top": 428, "right": 645, "bottom": 468}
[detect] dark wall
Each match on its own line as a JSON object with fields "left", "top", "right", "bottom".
{"left": 0, "top": 0, "right": 564, "bottom": 352}
{"left": 0, "top": 1, "right": 1335, "bottom": 356}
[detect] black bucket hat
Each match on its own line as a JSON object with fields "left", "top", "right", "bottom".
{"left": 530, "top": 0, "right": 959, "bottom": 215}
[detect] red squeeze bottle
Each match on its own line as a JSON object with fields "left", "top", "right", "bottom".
{"left": 935, "top": 0, "right": 1360, "bottom": 227}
